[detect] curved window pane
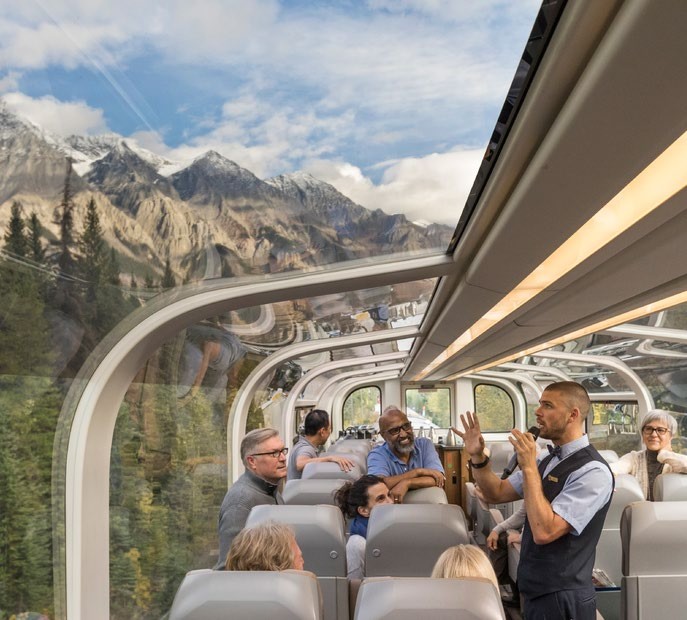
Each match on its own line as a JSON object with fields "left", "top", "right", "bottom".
{"left": 343, "top": 386, "right": 381, "bottom": 428}
{"left": 474, "top": 384, "right": 514, "bottom": 432}
{"left": 405, "top": 387, "right": 451, "bottom": 428}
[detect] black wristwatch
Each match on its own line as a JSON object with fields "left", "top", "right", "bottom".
{"left": 468, "top": 455, "right": 490, "bottom": 469}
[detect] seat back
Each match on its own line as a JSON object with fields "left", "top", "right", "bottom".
{"left": 621, "top": 501, "right": 687, "bottom": 619}
{"left": 169, "top": 569, "right": 322, "bottom": 620}
{"left": 283, "top": 479, "right": 346, "bottom": 506}
{"left": 595, "top": 474, "right": 644, "bottom": 586}
{"left": 365, "top": 504, "right": 469, "bottom": 577}
{"left": 653, "top": 473, "right": 687, "bottom": 501}
{"left": 303, "top": 460, "right": 364, "bottom": 481}
{"left": 403, "top": 486, "right": 448, "bottom": 504}
{"left": 328, "top": 439, "right": 371, "bottom": 456}
{"left": 246, "top": 505, "right": 348, "bottom": 620}
{"left": 598, "top": 449, "right": 619, "bottom": 464}
{"left": 246, "top": 504, "right": 346, "bottom": 576}
{"left": 353, "top": 577, "right": 505, "bottom": 620}
{"left": 486, "top": 442, "right": 515, "bottom": 478}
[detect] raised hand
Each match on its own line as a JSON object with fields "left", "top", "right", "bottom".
{"left": 452, "top": 411, "right": 486, "bottom": 458}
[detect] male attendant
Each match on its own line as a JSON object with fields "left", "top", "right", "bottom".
{"left": 367, "top": 406, "right": 445, "bottom": 502}
{"left": 454, "top": 382, "right": 613, "bottom": 620}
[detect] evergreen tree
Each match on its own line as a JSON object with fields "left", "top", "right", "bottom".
{"left": 28, "top": 212, "right": 46, "bottom": 264}
{"left": 144, "top": 273, "right": 155, "bottom": 289}
{"left": 79, "top": 197, "right": 105, "bottom": 303}
{"left": 130, "top": 272, "right": 138, "bottom": 290}
{"left": 4, "top": 201, "right": 28, "bottom": 257}
{"left": 54, "top": 159, "right": 76, "bottom": 276}
{"left": 161, "top": 256, "right": 175, "bottom": 290}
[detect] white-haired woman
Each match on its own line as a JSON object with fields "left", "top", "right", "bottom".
{"left": 611, "top": 409, "right": 687, "bottom": 500}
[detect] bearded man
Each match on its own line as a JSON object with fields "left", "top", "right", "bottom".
{"left": 367, "top": 406, "right": 445, "bottom": 503}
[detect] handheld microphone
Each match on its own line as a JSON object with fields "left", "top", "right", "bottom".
{"left": 500, "top": 426, "right": 540, "bottom": 480}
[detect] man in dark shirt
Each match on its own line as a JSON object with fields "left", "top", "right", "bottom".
{"left": 215, "top": 428, "right": 288, "bottom": 568}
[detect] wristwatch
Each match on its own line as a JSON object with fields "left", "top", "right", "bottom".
{"left": 468, "top": 454, "right": 490, "bottom": 469}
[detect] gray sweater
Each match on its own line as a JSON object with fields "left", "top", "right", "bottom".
{"left": 215, "top": 469, "right": 280, "bottom": 568}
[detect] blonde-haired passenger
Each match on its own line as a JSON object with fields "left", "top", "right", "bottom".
{"left": 431, "top": 544, "right": 499, "bottom": 588}
{"left": 225, "top": 521, "right": 304, "bottom": 571}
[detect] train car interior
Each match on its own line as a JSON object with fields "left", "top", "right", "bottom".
{"left": 2, "top": 0, "right": 687, "bottom": 618}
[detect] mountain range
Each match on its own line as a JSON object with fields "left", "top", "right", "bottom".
{"left": 0, "top": 102, "right": 453, "bottom": 282}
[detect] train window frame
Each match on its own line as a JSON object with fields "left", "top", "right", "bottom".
{"left": 342, "top": 385, "right": 382, "bottom": 430}
{"left": 402, "top": 382, "right": 453, "bottom": 430}
{"left": 473, "top": 383, "right": 515, "bottom": 432}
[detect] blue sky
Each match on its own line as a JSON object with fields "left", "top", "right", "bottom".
{"left": 0, "top": 0, "right": 541, "bottom": 225}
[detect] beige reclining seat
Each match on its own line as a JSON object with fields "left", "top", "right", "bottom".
{"left": 328, "top": 439, "right": 372, "bottom": 457}
{"left": 403, "top": 486, "right": 448, "bottom": 504}
{"left": 595, "top": 474, "right": 644, "bottom": 586}
{"left": 302, "top": 460, "right": 365, "bottom": 481}
{"left": 364, "top": 504, "right": 469, "bottom": 577}
{"left": 168, "top": 569, "right": 322, "bottom": 620}
{"left": 621, "top": 500, "right": 687, "bottom": 619}
{"left": 353, "top": 577, "right": 505, "bottom": 620}
{"left": 283, "top": 478, "right": 347, "bottom": 506}
{"left": 653, "top": 472, "right": 687, "bottom": 501}
{"left": 246, "top": 504, "right": 347, "bottom": 620}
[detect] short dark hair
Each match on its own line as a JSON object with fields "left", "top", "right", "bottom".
{"left": 335, "top": 474, "right": 386, "bottom": 518}
{"left": 545, "top": 381, "right": 591, "bottom": 419}
{"left": 304, "top": 409, "right": 330, "bottom": 436}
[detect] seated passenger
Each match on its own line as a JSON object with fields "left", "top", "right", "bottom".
{"left": 334, "top": 474, "right": 393, "bottom": 579}
{"left": 431, "top": 544, "right": 499, "bottom": 588}
{"left": 287, "top": 409, "right": 355, "bottom": 480}
{"left": 215, "top": 428, "right": 288, "bottom": 568}
{"left": 225, "top": 521, "right": 304, "bottom": 571}
{"left": 610, "top": 409, "right": 687, "bottom": 500}
{"left": 367, "top": 406, "right": 445, "bottom": 502}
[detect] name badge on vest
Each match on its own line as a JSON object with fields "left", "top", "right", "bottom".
{"left": 547, "top": 474, "right": 558, "bottom": 482}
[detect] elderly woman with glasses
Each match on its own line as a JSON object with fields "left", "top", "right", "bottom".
{"left": 610, "top": 409, "right": 687, "bottom": 500}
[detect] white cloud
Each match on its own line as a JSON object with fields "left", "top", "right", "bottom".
{"left": 2, "top": 92, "right": 109, "bottom": 136}
{"left": 303, "top": 148, "right": 484, "bottom": 226}
{"left": 0, "top": 71, "right": 20, "bottom": 93}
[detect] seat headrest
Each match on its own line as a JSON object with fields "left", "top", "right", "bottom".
{"left": 654, "top": 473, "right": 687, "bottom": 501}
{"left": 621, "top": 500, "right": 687, "bottom": 575}
{"left": 282, "top": 479, "right": 346, "bottom": 505}
{"left": 353, "top": 577, "right": 505, "bottom": 620}
{"left": 246, "top": 505, "right": 346, "bottom": 576}
{"left": 302, "top": 461, "right": 364, "bottom": 481}
{"left": 169, "top": 569, "right": 322, "bottom": 620}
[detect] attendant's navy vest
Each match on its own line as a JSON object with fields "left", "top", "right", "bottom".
{"left": 518, "top": 445, "right": 613, "bottom": 597}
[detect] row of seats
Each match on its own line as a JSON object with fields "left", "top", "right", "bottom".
{"left": 245, "top": 503, "right": 468, "bottom": 619}
{"left": 168, "top": 499, "right": 687, "bottom": 619}
{"left": 169, "top": 571, "right": 506, "bottom": 619}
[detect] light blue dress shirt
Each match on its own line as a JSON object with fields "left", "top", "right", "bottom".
{"left": 508, "top": 435, "right": 613, "bottom": 536}
{"left": 367, "top": 436, "right": 444, "bottom": 477}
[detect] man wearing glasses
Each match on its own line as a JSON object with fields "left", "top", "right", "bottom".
{"left": 610, "top": 409, "right": 687, "bottom": 500}
{"left": 367, "top": 406, "right": 445, "bottom": 503}
{"left": 215, "top": 428, "right": 288, "bottom": 568}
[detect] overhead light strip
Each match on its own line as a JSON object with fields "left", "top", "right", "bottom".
{"left": 416, "top": 129, "right": 687, "bottom": 379}
{"left": 445, "top": 289, "right": 687, "bottom": 380}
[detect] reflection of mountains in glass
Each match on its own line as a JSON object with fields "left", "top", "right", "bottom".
{"left": 0, "top": 104, "right": 453, "bottom": 284}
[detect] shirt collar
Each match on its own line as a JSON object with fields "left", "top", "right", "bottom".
{"left": 244, "top": 468, "right": 279, "bottom": 494}
{"left": 556, "top": 434, "right": 589, "bottom": 460}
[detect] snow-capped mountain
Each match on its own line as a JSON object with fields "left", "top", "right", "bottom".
{"left": 0, "top": 103, "right": 453, "bottom": 281}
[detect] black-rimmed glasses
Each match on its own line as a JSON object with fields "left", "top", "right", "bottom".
{"left": 385, "top": 422, "right": 413, "bottom": 437}
{"left": 250, "top": 447, "right": 289, "bottom": 458}
{"left": 642, "top": 426, "right": 669, "bottom": 437}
